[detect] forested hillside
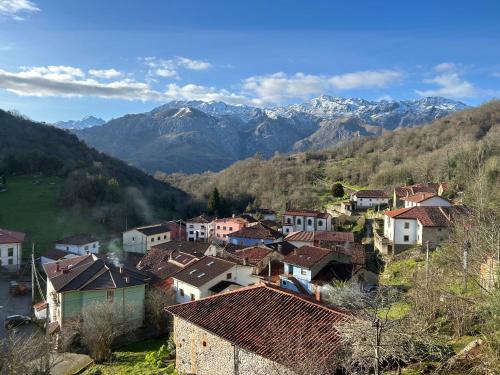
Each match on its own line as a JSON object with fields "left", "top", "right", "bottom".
{"left": 161, "top": 101, "right": 500, "bottom": 211}
{"left": 0, "top": 110, "right": 192, "bottom": 231}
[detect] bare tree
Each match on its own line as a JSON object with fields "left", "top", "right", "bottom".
{"left": 145, "top": 287, "right": 176, "bottom": 335}
{"left": 0, "top": 330, "right": 59, "bottom": 374}
{"left": 323, "top": 283, "right": 448, "bottom": 374}
{"left": 68, "top": 301, "right": 133, "bottom": 363}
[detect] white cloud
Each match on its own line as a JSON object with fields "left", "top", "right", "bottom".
{"left": 0, "top": 0, "right": 39, "bottom": 20}
{"left": 0, "top": 65, "right": 244, "bottom": 104}
{"left": 416, "top": 73, "right": 476, "bottom": 98}
{"left": 434, "top": 62, "right": 457, "bottom": 73}
{"left": 142, "top": 56, "right": 212, "bottom": 79}
{"left": 243, "top": 70, "right": 402, "bottom": 104}
{"left": 88, "top": 68, "right": 123, "bottom": 79}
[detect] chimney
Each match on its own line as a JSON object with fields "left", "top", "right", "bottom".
{"left": 293, "top": 249, "right": 298, "bottom": 255}
{"left": 315, "top": 287, "right": 321, "bottom": 302}
{"left": 119, "top": 266, "right": 123, "bottom": 274}
{"left": 243, "top": 257, "right": 248, "bottom": 266}
{"left": 124, "top": 276, "right": 130, "bottom": 284}
{"left": 56, "top": 262, "right": 60, "bottom": 272}
{"left": 277, "top": 243, "right": 283, "bottom": 253}
{"left": 232, "top": 213, "right": 236, "bottom": 218}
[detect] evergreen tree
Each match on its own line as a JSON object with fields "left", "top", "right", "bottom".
{"left": 332, "top": 182, "right": 345, "bottom": 198}
{"left": 207, "top": 187, "right": 222, "bottom": 216}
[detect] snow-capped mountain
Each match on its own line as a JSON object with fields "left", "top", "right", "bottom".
{"left": 75, "top": 96, "right": 468, "bottom": 174}
{"left": 54, "top": 116, "right": 106, "bottom": 130}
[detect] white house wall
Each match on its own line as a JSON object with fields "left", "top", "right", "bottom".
{"left": 55, "top": 241, "right": 99, "bottom": 255}
{"left": 0, "top": 242, "right": 22, "bottom": 271}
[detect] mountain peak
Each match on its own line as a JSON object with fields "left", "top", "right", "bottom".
{"left": 54, "top": 116, "right": 105, "bottom": 130}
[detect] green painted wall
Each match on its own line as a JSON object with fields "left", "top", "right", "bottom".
{"left": 61, "top": 285, "right": 145, "bottom": 323}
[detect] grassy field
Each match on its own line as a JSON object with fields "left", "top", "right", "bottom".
{"left": 0, "top": 175, "right": 108, "bottom": 258}
{"left": 82, "top": 338, "right": 167, "bottom": 375}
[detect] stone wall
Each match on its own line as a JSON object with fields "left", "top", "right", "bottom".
{"left": 173, "top": 316, "right": 293, "bottom": 375}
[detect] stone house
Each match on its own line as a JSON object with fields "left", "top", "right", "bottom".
{"left": 166, "top": 284, "right": 349, "bottom": 375}
{"left": 282, "top": 209, "right": 332, "bottom": 234}
{"left": 0, "top": 228, "right": 25, "bottom": 272}
{"left": 123, "top": 224, "right": 171, "bottom": 254}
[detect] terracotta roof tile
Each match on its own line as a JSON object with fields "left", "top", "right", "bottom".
{"left": 228, "top": 223, "right": 283, "bottom": 240}
{"left": 166, "top": 284, "right": 349, "bottom": 368}
{"left": 284, "top": 209, "right": 331, "bottom": 219}
{"left": 283, "top": 245, "right": 332, "bottom": 268}
{"left": 385, "top": 206, "right": 467, "bottom": 227}
{"left": 186, "top": 214, "right": 214, "bottom": 224}
{"left": 0, "top": 228, "right": 25, "bottom": 244}
{"left": 353, "top": 189, "right": 388, "bottom": 198}
{"left": 172, "top": 256, "right": 236, "bottom": 287}
{"left": 285, "top": 231, "right": 354, "bottom": 243}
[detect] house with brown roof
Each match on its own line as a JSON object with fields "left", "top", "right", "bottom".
{"left": 393, "top": 182, "right": 448, "bottom": 208}
{"left": 186, "top": 214, "right": 214, "bottom": 242}
{"left": 350, "top": 189, "right": 390, "bottom": 209}
{"left": 43, "top": 254, "right": 150, "bottom": 331}
{"left": 401, "top": 192, "right": 452, "bottom": 208}
{"left": 0, "top": 228, "right": 25, "bottom": 271}
{"left": 123, "top": 223, "right": 172, "bottom": 254}
{"left": 376, "top": 206, "right": 467, "bottom": 255}
{"left": 227, "top": 222, "right": 284, "bottom": 246}
{"left": 55, "top": 233, "right": 100, "bottom": 255}
{"left": 213, "top": 217, "right": 248, "bottom": 241}
{"left": 41, "top": 248, "right": 80, "bottom": 266}
{"left": 166, "top": 284, "right": 350, "bottom": 375}
{"left": 285, "top": 230, "right": 355, "bottom": 248}
{"left": 171, "top": 256, "right": 259, "bottom": 303}
{"left": 282, "top": 209, "right": 332, "bottom": 234}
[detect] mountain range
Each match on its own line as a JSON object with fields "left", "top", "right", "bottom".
{"left": 75, "top": 96, "right": 467, "bottom": 174}
{"left": 54, "top": 116, "right": 106, "bottom": 130}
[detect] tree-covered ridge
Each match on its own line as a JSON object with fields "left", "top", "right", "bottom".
{"left": 161, "top": 101, "right": 500, "bottom": 211}
{"left": 0, "top": 110, "right": 191, "bottom": 230}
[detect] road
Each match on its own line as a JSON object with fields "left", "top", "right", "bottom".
{"left": 0, "top": 276, "right": 40, "bottom": 339}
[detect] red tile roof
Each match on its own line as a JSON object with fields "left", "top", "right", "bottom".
{"left": 43, "top": 248, "right": 76, "bottom": 261}
{"left": 166, "top": 284, "right": 349, "bottom": 368}
{"left": 186, "top": 214, "right": 214, "bottom": 224}
{"left": 137, "top": 247, "right": 199, "bottom": 280}
{"left": 352, "top": 189, "right": 389, "bottom": 198}
{"left": 385, "top": 206, "right": 466, "bottom": 227}
{"left": 285, "top": 231, "right": 354, "bottom": 243}
{"left": 401, "top": 192, "right": 438, "bottom": 203}
{"left": 55, "top": 233, "right": 97, "bottom": 245}
{"left": 0, "top": 228, "right": 25, "bottom": 244}
{"left": 394, "top": 183, "right": 441, "bottom": 198}
{"left": 225, "top": 246, "right": 273, "bottom": 265}
{"left": 227, "top": 223, "right": 283, "bottom": 240}
{"left": 283, "top": 245, "right": 332, "bottom": 268}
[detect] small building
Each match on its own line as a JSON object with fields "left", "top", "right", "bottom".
{"left": 213, "top": 217, "right": 247, "bottom": 242}
{"left": 0, "top": 228, "right": 25, "bottom": 272}
{"left": 282, "top": 209, "right": 332, "bottom": 234}
{"left": 223, "top": 245, "right": 284, "bottom": 276}
{"left": 350, "top": 190, "right": 389, "bottom": 209}
{"left": 393, "top": 182, "right": 448, "bottom": 208}
{"left": 401, "top": 192, "right": 452, "bottom": 208}
{"left": 171, "top": 256, "right": 258, "bottom": 303}
{"left": 245, "top": 208, "right": 277, "bottom": 221}
{"left": 55, "top": 234, "right": 99, "bottom": 255}
{"left": 285, "top": 230, "right": 355, "bottom": 248}
{"left": 43, "top": 254, "right": 150, "bottom": 331}
{"left": 186, "top": 214, "right": 214, "bottom": 242}
{"left": 123, "top": 224, "right": 171, "bottom": 254}
{"left": 227, "top": 223, "right": 283, "bottom": 246}
{"left": 41, "top": 248, "right": 79, "bottom": 265}
{"left": 166, "top": 284, "right": 349, "bottom": 375}
{"left": 375, "top": 206, "right": 467, "bottom": 255}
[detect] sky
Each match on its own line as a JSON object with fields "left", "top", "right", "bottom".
{"left": 0, "top": 0, "right": 499, "bottom": 122}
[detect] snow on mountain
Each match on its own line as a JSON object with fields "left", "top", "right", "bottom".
{"left": 54, "top": 116, "right": 106, "bottom": 130}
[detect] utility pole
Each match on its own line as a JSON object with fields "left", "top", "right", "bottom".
{"left": 373, "top": 317, "right": 382, "bottom": 375}
{"left": 463, "top": 240, "right": 470, "bottom": 292}
{"left": 31, "top": 243, "right": 35, "bottom": 304}
{"left": 45, "top": 301, "right": 50, "bottom": 373}
{"left": 425, "top": 241, "right": 430, "bottom": 288}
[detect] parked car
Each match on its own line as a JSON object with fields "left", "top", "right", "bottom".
{"left": 4, "top": 315, "right": 31, "bottom": 329}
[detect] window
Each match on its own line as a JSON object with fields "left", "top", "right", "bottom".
{"left": 318, "top": 220, "right": 323, "bottom": 226}
{"left": 164, "top": 235, "right": 167, "bottom": 239}
{"left": 202, "top": 341, "right": 207, "bottom": 347}
{"left": 301, "top": 269, "right": 307, "bottom": 276}
{"left": 179, "top": 289, "right": 185, "bottom": 297}
{"left": 217, "top": 225, "right": 220, "bottom": 230}
{"left": 8, "top": 258, "right": 13, "bottom": 265}
{"left": 84, "top": 245, "right": 89, "bottom": 250}
{"left": 189, "top": 231, "right": 194, "bottom": 235}
{"left": 200, "top": 232, "right": 205, "bottom": 236}
{"left": 226, "top": 273, "right": 232, "bottom": 280}
{"left": 223, "top": 226, "right": 227, "bottom": 230}
{"left": 189, "top": 224, "right": 194, "bottom": 228}
{"left": 107, "top": 290, "right": 114, "bottom": 302}
{"left": 229, "top": 227, "right": 233, "bottom": 231}
{"left": 403, "top": 235, "right": 409, "bottom": 242}
{"left": 286, "top": 218, "right": 292, "bottom": 224}
{"left": 7, "top": 248, "right": 13, "bottom": 257}
{"left": 66, "top": 246, "right": 69, "bottom": 251}
{"left": 288, "top": 264, "right": 294, "bottom": 273}
{"left": 93, "top": 244, "right": 96, "bottom": 248}
{"left": 151, "top": 238, "right": 155, "bottom": 242}
{"left": 157, "top": 236, "right": 161, "bottom": 240}
{"left": 438, "top": 228, "right": 442, "bottom": 232}
{"left": 296, "top": 218, "right": 302, "bottom": 225}
{"left": 307, "top": 219, "right": 312, "bottom": 226}
{"left": 285, "top": 228, "right": 290, "bottom": 233}
{"left": 404, "top": 222, "right": 410, "bottom": 229}
{"left": 190, "top": 294, "right": 195, "bottom": 301}
{"left": 132, "top": 237, "right": 135, "bottom": 241}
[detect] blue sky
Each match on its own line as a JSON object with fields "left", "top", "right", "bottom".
{"left": 0, "top": 0, "right": 499, "bottom": 122}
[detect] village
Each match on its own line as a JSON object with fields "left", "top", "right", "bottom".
{"left": 1, "top": 180, "right": 496, "bottom": 374}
